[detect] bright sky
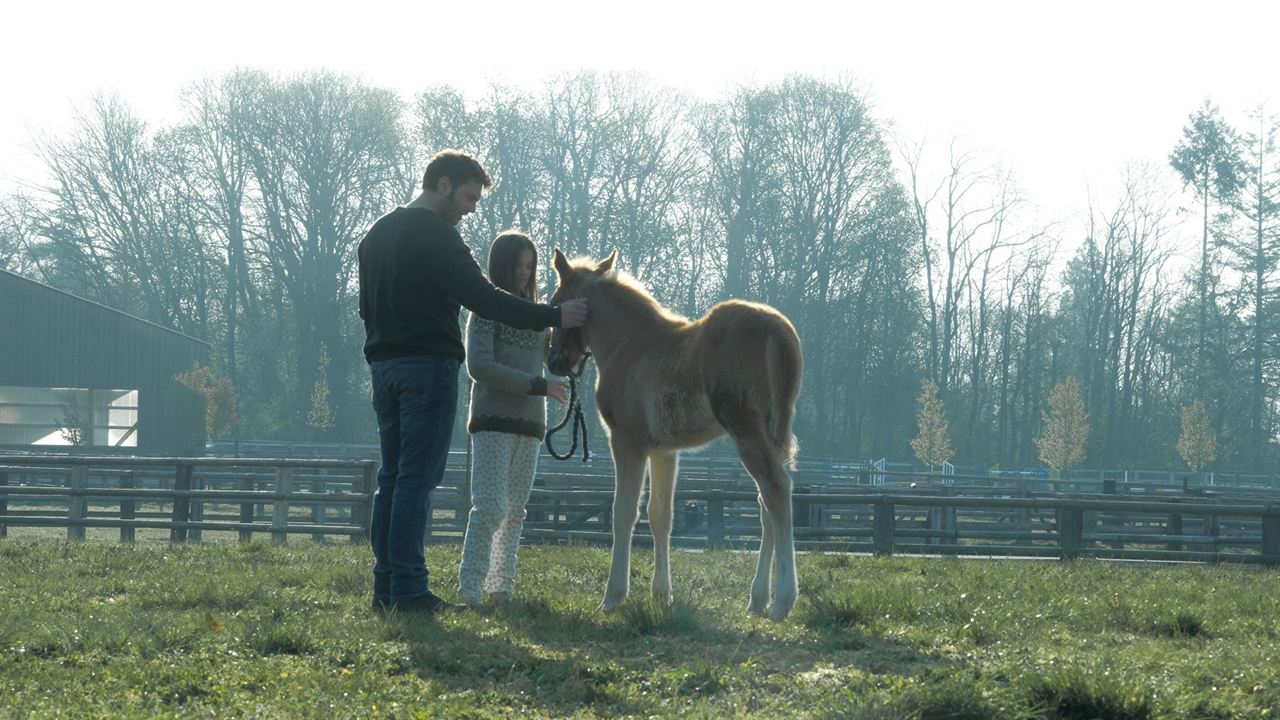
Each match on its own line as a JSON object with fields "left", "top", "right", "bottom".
{"left": 2, "top": 0, "right": 1277, "bottom": 246}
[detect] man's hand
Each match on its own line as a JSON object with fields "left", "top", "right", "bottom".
{"left": 545, "top": 379, "right": 569, "bottom": 403}
{"left": 558, "top": 298, "right": 587, "bottom": 328}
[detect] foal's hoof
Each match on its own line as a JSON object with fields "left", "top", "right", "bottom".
{"left": 747, "top": 599, "right": 770, "bottom": 617}
{"left": 768, "top": 597, "right": 796, "bottom": 622}
{"left": 596, "top": 596, "right": 625, "bottom": 614}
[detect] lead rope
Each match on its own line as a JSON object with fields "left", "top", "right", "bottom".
{"left": 545, "top": 360, "right": 591, "bottom": 463}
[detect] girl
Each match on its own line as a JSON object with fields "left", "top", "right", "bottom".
{"left": 458, "top": 231, "right": 568, "bottom": 604}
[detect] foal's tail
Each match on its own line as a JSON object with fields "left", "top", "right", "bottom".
{"left": 765, "top": 321, "right": 804, "bottom": 471}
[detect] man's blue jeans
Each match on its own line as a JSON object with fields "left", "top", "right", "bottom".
{"left": 368, "top": 355, "right": 460, "bottom": 603}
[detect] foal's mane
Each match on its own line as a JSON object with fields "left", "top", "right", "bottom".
{"left": 569, "top": 260, "right": 689, "bottom": 330}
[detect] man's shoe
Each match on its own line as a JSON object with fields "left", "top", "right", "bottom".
{"left": 392, "top": 591, "right": 458, "bottom": 615}
{"left": 371, "top": 597, "right": 391, "bottom": 614}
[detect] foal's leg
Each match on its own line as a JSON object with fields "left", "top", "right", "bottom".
{"left": 600, "top": 437, "right": 647, "bottom": 612}
{"left": 736, "top": 432, "right": 798, "bottom": 621}
{"left": 748, "top": 494, "right": 775, "bottom": 616}
{"left": 647, "top": 450, "right": 678, "bottom": 606}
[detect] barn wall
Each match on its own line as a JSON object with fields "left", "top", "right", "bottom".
{"left": 0, "top": 270, "right": 210, "bottom": 455}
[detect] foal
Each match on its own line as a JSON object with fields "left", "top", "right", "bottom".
{"left": 547, "top": 250, "right": 804, "bottom": 621}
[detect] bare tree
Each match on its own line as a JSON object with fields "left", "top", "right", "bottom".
{"left": 233, "top": 71, "right": 408, "bottom": 437}
{"left": 695, "top": 85, "right": 781, "bottom": 302}
{"left": 903, "top": 138, "right": 1024, "bottom": 400}
{"left": 591, "top": 77, "right": 700, "bottom": 301}
{"left": 760, "top": 76, "right": 905, "bottom": 450}
{"left": 1057, "top": 164, "right": 1177, "bottom": 466}
{"left": 537, "top": 72, "right": 614, "bottom": 258}
{"left": 993, "top": 242, "right": 1056, "bottom": 465}
{"left": 176, "top": 72, "right": 262, "bottom": 410}
{"left": 31, "top": 94, "right": 215, "bottom": 336}
{"left": 0, "top": 194, "right": 40, "bottom": 275}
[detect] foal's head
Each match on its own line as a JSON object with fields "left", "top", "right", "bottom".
{"left": 547, "top": 248, "right": 616, "bottom": 377}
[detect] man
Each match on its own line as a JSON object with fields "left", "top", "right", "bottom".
{"left": 358, "top": 149, "right": 587, "bottom": 615}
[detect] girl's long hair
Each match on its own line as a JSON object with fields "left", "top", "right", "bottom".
{"left": 487, "top": 230, "right": 539, "bottom": 301}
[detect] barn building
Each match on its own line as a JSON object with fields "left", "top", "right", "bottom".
{"left": 0, "top": 269, "right": 209, "bottom": 455}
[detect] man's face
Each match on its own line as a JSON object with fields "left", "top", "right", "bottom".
{"left": 441, "top": 180, "right": 485, "bottom": 225}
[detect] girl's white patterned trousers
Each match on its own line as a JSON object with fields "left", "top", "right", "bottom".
{"left": 458, "top": 431, "right": 539, "bottom": 602}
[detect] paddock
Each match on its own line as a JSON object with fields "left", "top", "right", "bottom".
{"left": 2, "top": 452, "right": 1277, "bottom": 566}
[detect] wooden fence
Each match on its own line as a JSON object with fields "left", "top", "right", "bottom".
{"left": 0, "top": 456, "right": 376, "bottom": 544}
{"left": 2, "top": 454, "right": 1279, "bottom": 566}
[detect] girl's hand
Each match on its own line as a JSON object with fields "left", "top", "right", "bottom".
{"left": 546, "top": 379, "right": 569, "bottom": 403}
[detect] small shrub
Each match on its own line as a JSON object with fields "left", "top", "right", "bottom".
{"left": 617, "top": 598, "right": 700, "bottom": 636}
{"left": 902, "top": 670, "right": 1000, "bottom": 720}
{"left": 675, "top": 663, "right": 728, "bottom": 696}
{"left": 804, "top": 594, "right": 868, "bottom": 631}
{"left": 1025, "top": 668, "right": 1154, "bottom": 720}
{"left": 1150, "top": 612, "right": 1206, "bottom": 638}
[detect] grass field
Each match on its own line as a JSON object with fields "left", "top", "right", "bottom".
{"left": 1, "top": 539, "right": 1278, "bottom": 719}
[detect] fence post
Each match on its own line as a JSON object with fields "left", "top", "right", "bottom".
{"left": 926, "top": 489, "right": 954, "bottom": 550}
{"left": 706, "top": 492, "right": 725, "bottom": 548}
{"left": 792, "top": 486, "right": 811, "bottom": 531}
{"left": 351, "top": 462, "right": 377, "bottom": 544}
{"left": 239, "top": 475, "right": 255, "bottom": 543}
{"left": 423, "top": 490, "right": 434, "bottom": 544}
{"left": 873, "top": 499, "right": 895, "bottom": 556}
{"left": 1101, "top": 477, "right": 1123, "bottom": 550}
{"left": 1167, "top": 498, "right": 1183, "bottom": 552}
{"left": 312, "top": 476, "right": 326, "bottom": 543}
{"left": 119, "top": 472, "right": 136, "bottom": 543}
{"left": 0, "top": 470, "right": 8, "bottom": 539}
{"left": 171, "top": 463, "right": 193, "bottom": 543}
{"left": 1262, "top": 512, "right": 1280, "bottom": 567}
{"left": 1015, "top": 478, "right": 1032, "bottom": 532}
{"left": 941, "top": 488, "right": 957, "bottom": 554}
{"left": 68, "top": 465, "right": 88, "bottom": 541}
{"left": 1057, "top": 507, "right": 1084, "bottom": 559}
{"left": 272, "top": 466, "right": 291, "bottom": 546}
{"left": 189, "top": 471, "right": 203, "bottom": 542}
{"left": 1206, "top": 498, "right": 1220, "bottom": 554}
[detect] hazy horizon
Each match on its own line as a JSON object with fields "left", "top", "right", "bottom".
{"left": 4, "top": 1, "right": 1276, "bottom": 221}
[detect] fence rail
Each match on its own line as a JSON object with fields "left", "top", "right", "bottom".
{"left": 0, "top": 455, "right": 376, "bottom": 544}
{"left": 2, "top": 454, "right": 1279, "bottom": 566}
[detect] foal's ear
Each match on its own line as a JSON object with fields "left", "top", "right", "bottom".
{"left": 596, "top": 250, "right": 617, "bottom": 274}
{"left": 553, "top": 248, "right": 571, "bottom": 278}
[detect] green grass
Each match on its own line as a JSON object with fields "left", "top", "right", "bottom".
{"left": 1, "top": 540, "right": 1278, "bottom": 719}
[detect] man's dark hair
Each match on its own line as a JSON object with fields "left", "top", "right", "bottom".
{"left": 422, "top": 149, "right": 493, "bottom": 192}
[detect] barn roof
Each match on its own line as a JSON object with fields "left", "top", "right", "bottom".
{"left": 0, "top": 268, "right": 210, "bottom": 347}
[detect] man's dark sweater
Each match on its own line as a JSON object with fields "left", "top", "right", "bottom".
{"left": 358, "top": 207, "right": 560, "bottom": 363}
